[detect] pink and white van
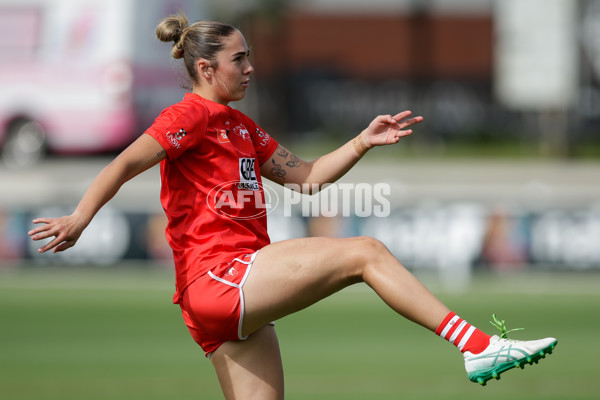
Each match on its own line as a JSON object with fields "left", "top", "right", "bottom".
{"left": 0, "top": 0, "right": 205, "bottom": 168}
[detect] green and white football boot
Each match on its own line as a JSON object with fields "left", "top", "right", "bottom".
{"left": 464, "top": 315, "right": 557, "bottom": 386}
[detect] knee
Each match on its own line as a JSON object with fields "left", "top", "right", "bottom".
{"left": 328, "top": 236, "right": 395, "bottom": 284}
{"left": 351, "top": 236, "right": 391, "bottom": 266}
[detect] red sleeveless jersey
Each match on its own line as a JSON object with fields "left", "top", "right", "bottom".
{"left": 144, "top": 93, "right": 278, "bottom": 303}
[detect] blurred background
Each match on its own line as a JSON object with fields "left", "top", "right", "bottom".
{"left": 1, "top": 0, "right": 599, "bottom": 281}
{"left": 1, "top": 1, "right": 599, "bottom": 399}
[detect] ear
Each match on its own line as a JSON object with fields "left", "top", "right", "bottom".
{"left": 197, "top": 59, "right": 214, "bottom": 80}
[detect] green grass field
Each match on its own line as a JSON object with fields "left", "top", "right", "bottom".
{"left": 1, "top": 266, "right": 598, "bottom": 400}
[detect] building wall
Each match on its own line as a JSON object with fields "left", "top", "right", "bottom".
{"left": 248, "top": 12, "right": 493, "bottom": 80}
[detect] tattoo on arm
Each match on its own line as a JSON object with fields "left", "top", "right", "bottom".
{"left": 268, "top": 145, "right": 304, "bottom": 181}
{"left": 156, "top": 149, "right": 166, "bottom": 160}
{"left": 276, "top": 146, "right": 289, "bottom": 158}
{"left": 286, "top": 154, "right": 302, "bottom": 168}
{"left": 270, "top": 159, "right": 286, "bottom": 179}
{"left": 276, "top": 145, "right": 303, "bottom": 168}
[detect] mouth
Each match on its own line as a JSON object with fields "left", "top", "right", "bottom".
{"left": 241, "top": 80, "right": 250, "bottom": 88}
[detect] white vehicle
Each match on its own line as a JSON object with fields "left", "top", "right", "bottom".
{"left": 0, "top": 0, "right": 205, "bottom": 168}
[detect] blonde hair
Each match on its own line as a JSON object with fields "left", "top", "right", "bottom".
{"left": 156, "top": 13, "right": 237, "bottom": 84}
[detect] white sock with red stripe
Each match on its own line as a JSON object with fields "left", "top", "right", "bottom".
{"left": 435, "top": 312, "right": 491, "bottom": 354}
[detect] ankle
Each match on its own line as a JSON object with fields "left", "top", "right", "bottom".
{"left": 435, "top": 312, "right": 491, "bottom": 353}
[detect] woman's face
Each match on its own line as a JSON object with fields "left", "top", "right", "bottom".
{"left": 209, "top": 30, "right": 254, "bottom": 105}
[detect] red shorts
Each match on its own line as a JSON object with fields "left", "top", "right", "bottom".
{"left": 180, "top": 252, "right": 258, "bottom": 357}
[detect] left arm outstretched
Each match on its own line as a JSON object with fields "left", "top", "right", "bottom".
{"left": 260, "top": 111, "right": 422, "bottom": 193}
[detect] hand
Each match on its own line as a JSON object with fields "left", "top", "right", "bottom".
{"left": 28, "top": 213, "right": 87, "bottom": 253}
{"left": 361, "top": 111, "right": 423, "bottom": 148}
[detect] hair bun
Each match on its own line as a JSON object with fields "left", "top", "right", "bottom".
{"left": 156, "top": 13, "right": 189, "bottom": 59}
{"left": 171, "top": 40, "right": 184, "bottom": 59}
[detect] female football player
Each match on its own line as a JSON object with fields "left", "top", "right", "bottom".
{"left": 29, "top": 14, "right": 557, "bottom": 399}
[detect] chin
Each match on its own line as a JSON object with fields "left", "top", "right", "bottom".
{"left": 230, "top": 92, "right": 246, "bottom": 102}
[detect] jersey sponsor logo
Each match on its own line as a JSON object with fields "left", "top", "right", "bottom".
{"left": 233, "top": 124, "right": 250, "bottom": 141}
{"left": 217, "top": 128, "right": 230, "bottom": 143}
{"left": 238, "top": 158, "right": 258, "bottom": 190}
{"left": 165, "top": 128, "right": 187, "bottom": 149}
{"left": 256, "top": 128, "right": 271, "bottom": 147}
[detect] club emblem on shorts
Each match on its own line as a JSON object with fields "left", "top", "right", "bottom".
{"left": 227, "top": 267, "right": 238, "bottom": 277}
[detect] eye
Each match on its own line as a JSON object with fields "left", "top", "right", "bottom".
{"left": 233, "top": 51, "right": 250, "bottom": 63}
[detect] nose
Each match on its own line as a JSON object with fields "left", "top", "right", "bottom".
{"left": 244, "top": 60, "right": 254, "bottom": 75}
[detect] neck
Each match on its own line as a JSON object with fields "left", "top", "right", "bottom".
{"left": 192, "top": 85, "right": 229, "bottom": 106}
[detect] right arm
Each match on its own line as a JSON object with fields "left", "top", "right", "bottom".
{"left": 28, "top": 134, "right": 166, "bottom": 253}
{"left": 260, "top": 111, "right": 422, "bottom": 193}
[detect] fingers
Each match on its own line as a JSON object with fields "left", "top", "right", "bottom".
{"left": 28, "top": 218, "right": 52, "bottom": 236}
{"left": 372, "top": 111, "right": 422, "bottom": 129}
{"left": 399, "top": 120, "right": 419, "bottom": 132}
{"left": 28, "top": 218, "right": 69, "bottom": 253}
{"left": 28, "top": 219, "right": 59, "bottom": 240}
{"left": 392, "top": 110, "right": 413, "bottom": 122}
{"left": 393, "top": 112, "right": 423, "bottom": 129}
{"left": 32, "top": 229, "right": 66, "bottom": 253}
{"left": 54, "top": 240, "right": 76, "bottom": 253}
{"left": 404, "top": 116, "right": 424, "bottom": 127}
{"left": 40, "top": 236, "right": 65, "bottom": 253}
{"left": 397, "top": 129, "right": 413, "bottom": 138}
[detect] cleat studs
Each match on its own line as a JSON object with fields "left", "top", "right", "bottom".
{"left": 526, "top": 356, "right": 532, "bottom": 363}
{"left": 514, "top": 361, "right": 520, "bottom": 367}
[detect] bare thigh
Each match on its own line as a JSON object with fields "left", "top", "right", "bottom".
{"left": 241, "top": 235, "right": 449, "bottom": 336}
{"left": 241, "top": 236, "right": 368, "bottom": 336}
{"left": 211, "top": 325, "right": 284, "bottom": 400}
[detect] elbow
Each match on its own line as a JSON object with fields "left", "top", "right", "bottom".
{"left": 282, "top": 159, "right": 336, "bottom": 194}
{"left": 297, "top": 160, "right": 328, "bottom": 194}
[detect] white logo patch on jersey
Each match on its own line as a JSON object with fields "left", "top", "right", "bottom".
{"left": 238, "top": 158, "right": 259, "bottom": 190}
{"left": 234, "top": 124, "right": 250, "bottom": 141}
